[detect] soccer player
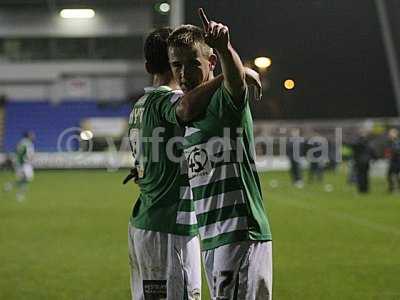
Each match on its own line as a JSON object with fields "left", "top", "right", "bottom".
{"left": 126, "top": 27, "right": 226, "bottom": 300}
{"left": 385, "top": 128, "right": 400, "bottom": 192}
{"left": 167, "top": 9, "right": 273, "bottom": 299}
{"left": 4, "top": 131, "right": 35, "bottom": 201}
{"left": 351, "top": 132, "right": 377, "bottom": 193}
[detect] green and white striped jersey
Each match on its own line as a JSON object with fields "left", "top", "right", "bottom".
{"left": 16, "top": 138, "right": 34, "bottom": 166}
{"left": 128, "top": 86, "right": 198, "bottom": 236}
{"left": 182, "top": 85, "right": 272, "bottom": 250}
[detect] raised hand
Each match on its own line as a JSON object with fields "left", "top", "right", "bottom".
{"left": 198, "top": 8, "right": 230, "bottom": 53}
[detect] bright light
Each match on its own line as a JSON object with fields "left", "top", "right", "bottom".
{"left": 159, "top": 2, "right": 171, "bottom": 13}
{"left": 60, "top": 9, "right": 95, "bottom": 19}
{"left": 80, "top": 130, "right": 94, "bottom": 141}
{"left": 284, "top": 79, "right": 295, "bottom": 90}
{"left": 254, "top": 57, "right": 272, "bottom": 69}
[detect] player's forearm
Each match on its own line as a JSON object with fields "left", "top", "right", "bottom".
{"left": 176, "top": 75, "right": 223, "bottom": 123}
{"left": 218, "top": 44, "right": 246, "bottom": 104}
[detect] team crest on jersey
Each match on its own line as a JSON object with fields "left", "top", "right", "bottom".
{"left": 186, "top": 146, "right": 211, "bottom": 179}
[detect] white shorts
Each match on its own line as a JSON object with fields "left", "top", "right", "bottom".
{"left": 128, "top": 225, "right": 201, "bottom": 300}
{"left": 203, "top": 241, "right": 273, "bottom": 300}
{"left": 16, "top": 164, "right": 34, "bottom": 182}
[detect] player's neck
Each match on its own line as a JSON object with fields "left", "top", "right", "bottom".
{"left": 153, "top": 73, "right": 179, "bottom": 90}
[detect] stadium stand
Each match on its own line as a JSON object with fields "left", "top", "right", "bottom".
{"left": 4, "top": 100, "right": 131, "bottom": 152}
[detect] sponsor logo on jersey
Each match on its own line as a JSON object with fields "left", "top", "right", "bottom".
{"left": 187, "top": 147, "right": 211, "bottom": 179}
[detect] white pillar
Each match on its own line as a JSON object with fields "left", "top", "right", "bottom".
{"left": 169, "top": 0, "right": 185, "bottom": 28}
{"left": 375, "top": 0, "right": 400, "bottom": 115}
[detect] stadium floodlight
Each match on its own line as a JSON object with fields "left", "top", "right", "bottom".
{"left": 80, "top": 130, "right": 94, "bottom": 141}
{"left": 284, "top": 79, "right": 295, "bottom": 90}
{"left": 60, "top": 9, "right": 95, "bottom": 19}
{"left": 159, "top": 2, "right": 171, "bottom": 13}
{"left": 254, "top": 57, "right": 272, "bottom": 69}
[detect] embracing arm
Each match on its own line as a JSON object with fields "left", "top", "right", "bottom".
{"left": 176, "top": 74, "right": 223, "bottom": 123}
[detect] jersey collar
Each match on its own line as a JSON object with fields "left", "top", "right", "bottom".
{"left": 143, "top": 85, "right": 172, "bottom": 94}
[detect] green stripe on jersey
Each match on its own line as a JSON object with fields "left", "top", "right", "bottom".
{"left": 196, "top": 203, "right": 248, "bottom": 226}
{"left": 191, "top": 176, "right": 242, "bottom": 201}
{"left": 176, "top": 198, "right": 195, "bottom": 212}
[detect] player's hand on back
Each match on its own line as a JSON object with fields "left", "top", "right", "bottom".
{"left": 199, "top": 8, "right": 230, "bottom": 53}
{"left": 244, "top": 67, "right": 263, "bottom": 101}
{"left": 123, "top": 168, "right": 139, "bottom": 185}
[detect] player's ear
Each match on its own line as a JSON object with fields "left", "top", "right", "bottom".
{"left": 209, "top": 53, "right": 217, "bottom": 71}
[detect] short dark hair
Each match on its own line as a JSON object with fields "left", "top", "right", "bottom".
{"left": 23, "top": 131, "right": 34, "bottom": 139}
{"left": 144, "top": 27, "right": 173, "bottom": 74}
{"left": 167, "top": 24, "right": 212, "bottom": 57}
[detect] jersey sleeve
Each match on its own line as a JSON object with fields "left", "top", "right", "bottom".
{"left": 220, "top": 82, "right": 249, "bottom": 113}
{"left": 154, "top": 90, "right": 183, "bottom": 125}
{"left": 206, "top": 84, "right": 249, "bottom": 124}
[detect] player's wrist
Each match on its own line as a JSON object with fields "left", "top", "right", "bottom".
{"left": 216, "top": 42, "right": 233, "bottom": 56}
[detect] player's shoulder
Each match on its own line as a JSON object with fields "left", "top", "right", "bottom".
{"left": 19, "top": 138, "right": 30, "bottom": 146}
{"left": 203, "top": 84, "right": 248, "bottom": 121}
{"left": 149, "top": 86, "right": 183, "bottom": 105}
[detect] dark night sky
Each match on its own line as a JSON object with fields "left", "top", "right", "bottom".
{"left": 185, "top": 0, "right": 398, "bottom": 119}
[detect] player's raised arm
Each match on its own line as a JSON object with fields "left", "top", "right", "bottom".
{"left": 199, "top": 8, "right": 246, "bottom": 107}
{"left": 175, "top": 67, "right": 261, "bottom": 123}
{"left": 176, "top": 67, "right": 261, "bottom": 123}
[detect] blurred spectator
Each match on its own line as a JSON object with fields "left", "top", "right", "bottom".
{"left": 385, "top": 128, "right": 400, "bottom": 193}
{"left": 306, "top": 138, "right": 324, "bottom": 183}
{"left": 342, "top": 144, "right": 357, "bottom": 185}
{"left": 287, "top": 128, "right": 304, "bottom": 188}
{"left": 351, "top": 133, "right": 377, "bottom": 193}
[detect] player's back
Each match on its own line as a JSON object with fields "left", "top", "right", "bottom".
{"left": 128, "top": 86, "right": 197, "bottom": 236}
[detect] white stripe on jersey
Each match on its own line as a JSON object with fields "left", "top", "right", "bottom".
{"left": 176, "top": 211, "right": 198, "bottom": 225}
{"left": 180, "top": 186, "right": 192, "bottom": 200}
{"left": 198, "top": 216, "right": 248, "bottom": 240}
{"left": 195, "top": 190, "right": 245, "bottom": 215}
{"left": 170, "top": 90, "right": 184, "bottom": 103}
{"left": 184, "top": 139, "right": 236, "bottom": 155}
{"left": 185, "top": 126, "right": 201, "bottom": 137}
{"left": 189, "top": 163, "right": 240, "bottom": 188}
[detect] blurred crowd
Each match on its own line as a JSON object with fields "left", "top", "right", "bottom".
{"left": 286, "top": 127, "right": 400, "bottom": 194}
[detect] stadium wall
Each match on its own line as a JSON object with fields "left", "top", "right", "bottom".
{"left": 0, "top": 6, "right": 150, "bottom": 37}
{"left": 0, "top": 5, "right": 151, "bottom": 101}
{"left": 0, "top": 61, "right": 147, "bottom": 100}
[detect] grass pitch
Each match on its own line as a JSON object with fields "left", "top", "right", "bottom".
{"left": 0, "top": 168, "right": 399, "bottom": 299}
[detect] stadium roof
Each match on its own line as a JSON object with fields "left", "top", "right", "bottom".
{"left": 0, "top": 0, "right": 149, "bottom": 8}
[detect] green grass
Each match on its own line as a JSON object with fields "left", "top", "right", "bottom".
{"left": 1, "top": 168, "right": 399, "bottom": 299}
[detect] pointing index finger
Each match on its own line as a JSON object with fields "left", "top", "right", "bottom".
{"left": 198, "top": 8, "right": 209, "bottom": 30}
